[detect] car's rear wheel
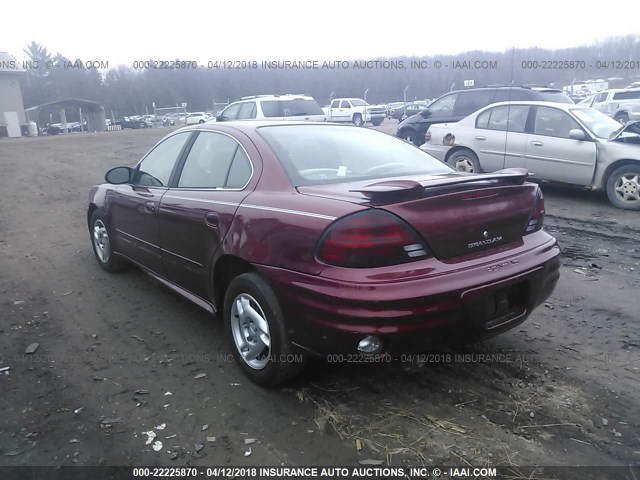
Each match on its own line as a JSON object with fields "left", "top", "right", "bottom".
{"left": 448, "top": 150, "right": 481, "bottom": 174}
{"left": 614, "top": 112, "right": 629, "bottom": 124}
{"left": 199, "top": 120, "right": 205, "bottom": 124}
{"left": 606, "top": 164, "right": 640, "bottom": 210}
{"left": 90, "top": 210, "right": 128, "bottom": 272}
{"left": 398, "top": 130, "right": 419, "bottom": 145}
{"left": 224, "top": 272, "right": 306, "bottom": 386}
{"left": 352, "top": 114, "right": 364, "bottom": 126}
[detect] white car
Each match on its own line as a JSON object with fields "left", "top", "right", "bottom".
{"left": 421, "top": 101, "right": 640, "bottom": 210}
{"left": 186, "top": 112, "right": 213, "bottom": 125}
{"left": 215, "top": 95, "right": 325, "bottom": 122}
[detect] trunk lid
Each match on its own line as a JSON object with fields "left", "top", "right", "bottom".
{"left": 297, "top": 169, "right": 537, "bottom": 260}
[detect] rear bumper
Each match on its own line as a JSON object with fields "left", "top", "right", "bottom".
{"left": 255, "top": 236, "right": 561, "bottom": 356}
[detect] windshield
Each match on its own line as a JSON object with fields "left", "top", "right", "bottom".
{"left": 570, "top": 108, "right": 626, "bottom": 139}
{"left": 258, "top": 125, "right": 451, "bottom": 186}
{"left": 261, "top": 99, "right": 324, "bottom": 117}
{"left": 350, "top": 99, "right": 367, "bottom": 107}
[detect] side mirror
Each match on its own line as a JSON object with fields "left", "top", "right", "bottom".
{"left": 420, "top": 109, "right": 431, "bottom": 118}
{"left": 569, "top": 129, "right": 586, "bottom": 140}
{"left": 216, "top": 114, "right": 223, "bottom": 122}
{"left": 105, "top": 166, "right": 133, "bottom": 184}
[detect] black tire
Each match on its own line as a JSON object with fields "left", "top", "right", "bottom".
{"left": 448, "top": 149, "right": 481, "bottom": 174}
{"left": 89, "top": 209, "right": 128, "bottom": 272}
{"left": 605, "top": 164, "right": 640, "bottom": 210}
{"left": 371, "top": 118, "right": 383, "bottom": 126}
{"left": 352, "top": 113, "right": 364, "bottom": 127}
{"left": 398, "top": 129, "right": 419, "bottom": 145}
{"left": 614, "top": 112, "right": 629, "bottom": 124}
{"left": 224, "top": 272, "right": 306, "bottom": 386}
{"left": 198, "top": 120, "right": 205, "bottom": 124}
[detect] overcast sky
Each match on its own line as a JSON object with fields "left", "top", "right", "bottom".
{"left": 3, "top": 0, "right": 639, "bottom": 64}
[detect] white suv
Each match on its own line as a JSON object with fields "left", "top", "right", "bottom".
{"left": 215, "top": 95, "right": 326, "bottom": 122}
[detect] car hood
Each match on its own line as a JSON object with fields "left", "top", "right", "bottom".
{"left": 609, "top": 120, "right": 640, "bottom": 141}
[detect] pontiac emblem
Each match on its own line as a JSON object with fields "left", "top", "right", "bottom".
{"left": 483, "top": 231, "right": 489, "bottom": 238}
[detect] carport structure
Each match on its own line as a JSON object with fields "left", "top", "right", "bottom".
{"left": 25, "top": 98, "right": 107, "bottom": 133}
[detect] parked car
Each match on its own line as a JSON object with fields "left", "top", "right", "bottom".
{"left": 216, "top": 95, "right": 325, "bottom": 122}
{"left": 397, "top": 86, "right": 573, "bottom": 146}
{"left": 389, "top": 102, "right": 430, "bottom": 122}
{"left": 581, "top": 88, "right": 640, "bottom": 124}
{"left": 322, "top": 98, "right": 386, "bottom": 126}
{"left": 142, "top": 115, "right": 156, "bottom": 127}
{"left": 386, "top": 102, "right": 405, "bottom": 119}
{"left": 116, "top": 117, "right": 148, "bottom": 129}
{"left": 421, "top": 101, "right": 640, "bottom": 210}
{"left": 88, "top": 122, "right": 560, "bottom": 385}
{"left": 186, "top": 112, "right": 213, "bottom": 125}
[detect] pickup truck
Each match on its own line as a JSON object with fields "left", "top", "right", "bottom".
{"left": 322, "top": 98, "right": 386, "bottom": 126}
{"left": 584, "top": 88, "right": 640, "bottom": 124}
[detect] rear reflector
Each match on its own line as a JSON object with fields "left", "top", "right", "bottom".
{"left": 317, "top": 210, "right": 431, "bottom": 268}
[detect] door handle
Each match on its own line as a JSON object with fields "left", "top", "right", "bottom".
{"left": 531, "top": 141, "right": 544, "bottom": 147}
{"left": 144, "top": 201, "right": 156, "bottom": 213}
{"left": 205, "top": 212, "right": 219, "bottom": 228}
{"left": 475, "top": 136, "right": 486, "bottom": 140}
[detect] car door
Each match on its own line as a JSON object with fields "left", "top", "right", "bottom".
{"left": 109, "top": 131, "right": 193, "bottom": 274}
{"left": 524, "top": 106, "right": 597, "bottom": 185}
{"left": 158, "top": 130, "right": 256, "bottom": 299}
{"left": 467, "top": 104, "right": 530, "bottom": 171}
{"left": 337, "top": 100, "right": 352, "bottom": 122}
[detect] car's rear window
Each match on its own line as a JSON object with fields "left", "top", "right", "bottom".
{"left": 260, "top": 99, "right": 324, "bottom": 117}
{"left": 258, "top": 125, "right": 451, "bottom": 186}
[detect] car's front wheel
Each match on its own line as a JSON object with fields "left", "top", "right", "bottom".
{"left": 90, "top": 209, "right": 128, "bottom": 272}
{"left": 371, "top": 118, "right": 383, "bottom": 126}
{"left": 224, "top": 273, "right": 306, "bottom": 386}
{"left": 352, "top": 113, "right": 364, "bottom": 126}
{"left": 448, "top": 150, "right": 481, "bottom": 174}
{"left": 398, "top": 129, "right": 419, "bottom": 145}
{"left": 606, "top": 164, "right": 640, "bottom": 210}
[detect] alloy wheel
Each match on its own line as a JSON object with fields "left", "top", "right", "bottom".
{"left": 93, "top": 219, "right": 111, "bottom": 263}
{"left": 230, "top": 293, "right": 272, "bottom": 369}
{"left": 613, "top": 173, "right": 640, "bottom": 205}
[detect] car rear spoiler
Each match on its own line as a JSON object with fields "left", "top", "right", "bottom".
{"left": 351, "top": 168, "right": 529, "bottom": 199}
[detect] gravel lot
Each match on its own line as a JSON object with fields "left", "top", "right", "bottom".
{"left": 0, "top": 126, "right": 638, "bottom": 474}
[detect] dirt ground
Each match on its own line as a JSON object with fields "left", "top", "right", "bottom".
{"left": 0, "top": 125, "right": 638, "bottom": 475}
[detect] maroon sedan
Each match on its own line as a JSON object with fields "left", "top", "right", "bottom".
{"left": 88, "top": 122, "right": 560, "bottom": 385}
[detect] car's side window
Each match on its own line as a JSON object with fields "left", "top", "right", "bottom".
{"left": 340, "top": 100, "right": 351, "bottom": 108}
{"left": 533, "top": 107, "right": 582, "bottom": 139}
{"left": 225, "top": 148, "right": 252, "bottom": 188}
{"left": 331, "top": 100, "right": 340, "bottom": 108}
{"left": 177, "top": 132, "right": 243, "bottom": 188}
{"left": 476, "top": 105, "right": 529, "bottom": 133}
{"left": 476, "top": 109, "right": 491, "bottom": 129}
{"left": 237, "top": 102, "right": 257, "bottom": 119}
{"left": 220, "top": 103, "right": 241, "bottom": 121}
{"left": 427, "top": 94, "right": 457, "bottom": 117}
{"left": 454, "top": 91, "right": 496, "bottom": 117}
{"left": 135, "top": 132, "right": 192, "bottom": 187}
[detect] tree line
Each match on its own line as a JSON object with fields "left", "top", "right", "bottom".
{"left": 20, "top": 36, "right": 640, "bottom": 116}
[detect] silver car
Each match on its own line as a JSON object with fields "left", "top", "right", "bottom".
{"left": 421, "top": 101, "right": 640, "bottom": 210}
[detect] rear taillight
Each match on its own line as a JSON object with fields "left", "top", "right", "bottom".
{"left": 425, "top": 131, "right": 432, "bottom": 142}
{"left": 317, "top": 210, "right": 431, "bottom": 268}
{"left": 525, "top": 189, "right": 545, "bottom": 234}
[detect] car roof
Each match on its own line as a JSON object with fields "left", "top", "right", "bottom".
{"left": 475, "top": 100, "right": 583, "bottom": 110}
